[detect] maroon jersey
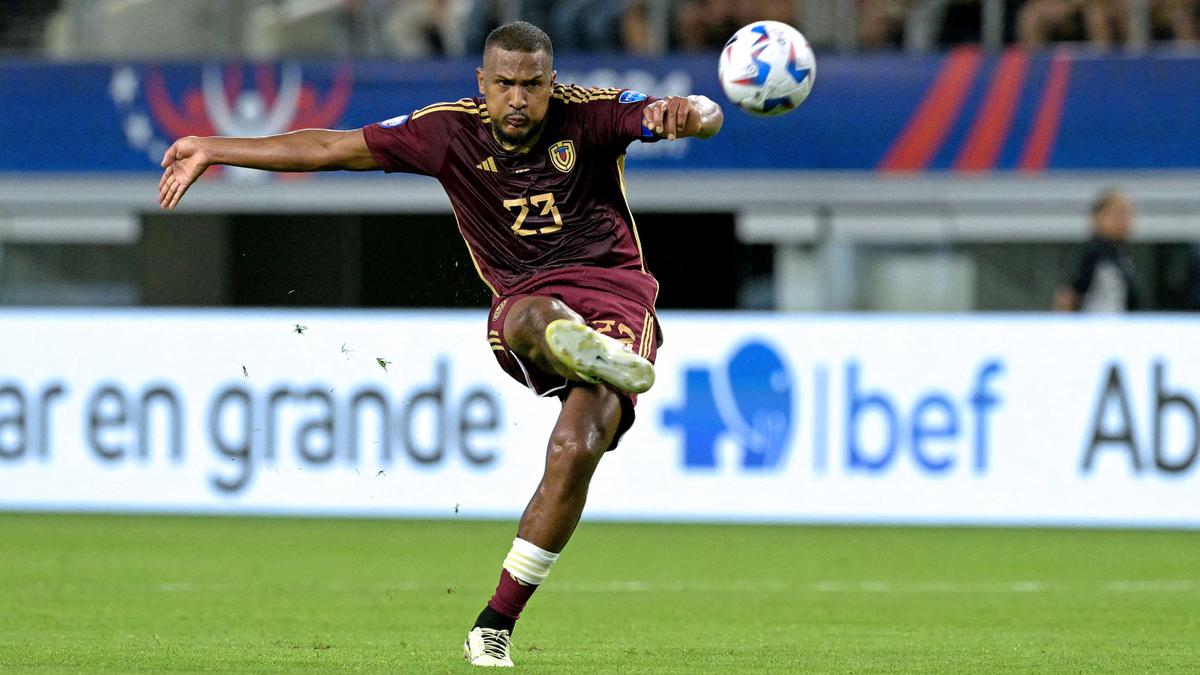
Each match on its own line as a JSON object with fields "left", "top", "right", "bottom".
{"left": 362, "top": 84, "right": 660, "bottom": 310}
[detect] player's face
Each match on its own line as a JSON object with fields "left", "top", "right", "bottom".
{"left": 477, "top": 47, "right": 555, "bottom": 149}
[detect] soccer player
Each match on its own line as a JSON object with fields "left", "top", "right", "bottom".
{"left": 158, "top": 21, "right": 723, "bottom": 667}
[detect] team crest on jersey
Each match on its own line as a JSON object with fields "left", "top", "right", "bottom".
{"left": 548, "top": 140, "right": 576, "bottom": 173}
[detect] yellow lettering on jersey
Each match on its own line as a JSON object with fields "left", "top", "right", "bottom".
{"left": 505, "top": 193, "right": 564, "bottom": 236}
{"left": 591, "top": 319, "right": 636, "bottom": 347}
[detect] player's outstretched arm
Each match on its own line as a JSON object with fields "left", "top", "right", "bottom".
{"left": 157, "top": 129, "right": 378, "bottom": 210}
{"left": 642, "top": 95, "right": 723, "bottom": 142}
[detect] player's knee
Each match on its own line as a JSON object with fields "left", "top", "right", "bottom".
{"left": 506, "top": 297, "right": 583, "bottom": 357}
{"left": 546, "top": 427, "right": 608, "bottom": 478}
{"left": 510, "top": 297, "right": 581, "bottom": 336}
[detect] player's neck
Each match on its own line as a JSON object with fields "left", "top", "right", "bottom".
{"left": 491, "top": 125, "right": 544, "bottom": 155}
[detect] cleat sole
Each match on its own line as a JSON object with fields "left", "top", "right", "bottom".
{"left": 544, "top": 319, "right": 655, "bottom": 394}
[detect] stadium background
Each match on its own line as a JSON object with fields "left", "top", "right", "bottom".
{"left": 1, "top": 1, "right": 1198, "bottom": 671}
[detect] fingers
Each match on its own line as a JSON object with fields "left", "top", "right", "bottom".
{"left": 664, "top": 97, "right": 687, "bottom": 141}
{"left": 675, "top": 97, "right": 689, "bottom": 137}
{"left": 158, "top": 167, "right": 189, "bottom": 211}
{"left": 159, "top": 176, "right": 174, "bottom": 210}
{"left": 160, "top": 143, "right": 175, "bottom": 168}
{"left": 167, "top": 177, "right": 191, "bottom": 210}
{"left": 645, "top": 101, "right": 665, "bottom": 137}
{"left": 158, "top": 165, "right": 172, "bottom": 196}
{"left": 650, "top": 97, "right": 693, "bottom": 141}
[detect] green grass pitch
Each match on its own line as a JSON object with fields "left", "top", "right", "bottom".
{"left": 1, "top": 514, "right": 1198, "bottom": 672}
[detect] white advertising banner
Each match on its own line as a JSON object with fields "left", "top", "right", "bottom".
{"left": 0, "top": 310, "right": 1197, "bottom": 527}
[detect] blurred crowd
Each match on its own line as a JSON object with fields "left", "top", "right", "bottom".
{"left": 364, "top": 0, "right": 809, "bottom": 56}
{"left": 1015, "top": 0, "right": 1197, "bottom": 47}
{"left": 382, "top": 0, "right": 1200, "bottom": 55}
{"left": 1, "top": 0, "right": 1198, "bottom": 56}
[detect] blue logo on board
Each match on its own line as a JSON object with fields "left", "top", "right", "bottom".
{"left": 662, "top": 341, "right": 794, "bottom": 471}
{"left": 619, "top": 90, "right": 648, "bottom": 104}
{"left": 662, "top": 340, "right": 1006, "bottom": 476}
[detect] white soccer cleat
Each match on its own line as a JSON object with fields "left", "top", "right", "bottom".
{"left": 544, "top": 319, "right": 655, "bottom": 394}
{"left": 463, "top": 627, "right": 514, "bottom": 667}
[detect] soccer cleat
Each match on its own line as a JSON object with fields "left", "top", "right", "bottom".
{"left": 544, "top": 319, "right": 655, "bottom": 394}
{"left": 463, "top": 626, "right": 514, "bottom": 667}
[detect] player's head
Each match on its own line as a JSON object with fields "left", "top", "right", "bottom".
{"left": 1091, "top": 189, "right": 1133, "bottom": 241}
{"left": 477, "top": 21, "right": 556, "bottom": 149}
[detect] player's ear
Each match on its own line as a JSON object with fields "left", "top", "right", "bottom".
{"left": 550, "top": 70, "right": 557, "bottom": 87}
{"left": 476, "top": 67, "right": 485, "bottom": 96}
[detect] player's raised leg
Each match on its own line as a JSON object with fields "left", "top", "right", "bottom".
{"left": 465, "top": 383, "right": 624, "bottom": 667}
{"left": 503, "top": 296, "right": 655, "bottom": 394}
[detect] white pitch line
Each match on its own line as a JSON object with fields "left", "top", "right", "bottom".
{"left": 143, "top": 579, "right": 1200, "bottom": 594}
{"left": 1103, "top": 580, "right": 1199, "bottom": 592}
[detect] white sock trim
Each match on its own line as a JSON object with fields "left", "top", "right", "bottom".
{"left": 502, "top": 538, "right": 559, "bottom": 586}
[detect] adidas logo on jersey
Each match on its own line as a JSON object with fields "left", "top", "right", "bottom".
{"left": 476, "top": 157, "right": 499, "bottom": 172}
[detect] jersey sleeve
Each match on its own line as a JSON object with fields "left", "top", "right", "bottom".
{"left": 597, "top": 90, "right": 661, "bottom": 150}
{"left": 361, "top": 111, "right": 447, "bottom": 176}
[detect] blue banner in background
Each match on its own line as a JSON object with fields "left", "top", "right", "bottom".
{"left": 2, "top": 50, "right": 1198, "bottom": 174}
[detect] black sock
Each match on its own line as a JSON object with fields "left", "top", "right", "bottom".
{"left": 474, "top": 605, "right": 516, "bottom": 633}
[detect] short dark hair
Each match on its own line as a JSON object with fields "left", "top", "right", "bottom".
{"left": 484, "top": 21, "right": 553, "bottom": 60}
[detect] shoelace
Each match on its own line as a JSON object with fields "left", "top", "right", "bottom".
{"left": 477, "top": 628, "right": 510, "bottom": 659}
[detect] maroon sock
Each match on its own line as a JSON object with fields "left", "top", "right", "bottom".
{"left": 486, "top": 570, "right": 539, "bottom": 620}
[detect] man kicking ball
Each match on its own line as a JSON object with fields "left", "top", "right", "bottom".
{"left": 157, "top": 21, "right": 723, "bottom": 666}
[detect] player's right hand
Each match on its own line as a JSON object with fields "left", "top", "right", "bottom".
{"left": 158, "top": 137, "right": 210, "bottom": 210}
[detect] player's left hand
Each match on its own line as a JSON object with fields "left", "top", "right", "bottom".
{"left": 643, "top": 96, "right": 699, "bottom": 141}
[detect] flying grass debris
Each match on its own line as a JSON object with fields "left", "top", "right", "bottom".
{"left": 376, "top": 357, "right": 391, "bottom": 371}
{"left": 294, "top": 324, "right": 307, "bottom": 335}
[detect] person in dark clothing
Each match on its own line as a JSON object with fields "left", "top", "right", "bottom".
{"left": 1055, "top": 189, "right": 1142, "bottom": 312}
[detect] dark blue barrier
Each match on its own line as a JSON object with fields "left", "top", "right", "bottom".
{"left": 1, "top": 50, "right": 1197, "bottom": 173}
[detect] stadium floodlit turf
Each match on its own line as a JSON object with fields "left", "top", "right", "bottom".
{"left": 1, "top": 515, "right": 1198, "bottom": 673}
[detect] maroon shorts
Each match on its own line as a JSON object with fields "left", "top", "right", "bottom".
{"left": 487, "top": 284, "right": 662, "bottom": 447}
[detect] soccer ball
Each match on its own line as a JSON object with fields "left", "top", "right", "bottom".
{"left": 718, "top": 21, "right": 816, "bottom": 117}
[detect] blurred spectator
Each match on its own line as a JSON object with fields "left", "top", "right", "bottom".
{"left": 1054, "top": 189, "right": 1143, "bottom": 312}
{"left": 1144, "top": 0, "right": 1197, "bottom": 41}
{"left": 622, "top": 0, "right": 656, "bottom": 54}
{"left": 552, "top": 0, "right": 625, "bottom": 52}
{"left": 377, "top": 0, "right": 469, "bottom": 57}
{"left": 859, "top": 0, "right": 910, "bottom": 49}
{"left": 675, "top": 0, "right": 795, "bottom": 51}
{"left": 464, "top": 1, "right": 554, "bottom": 56}
{"left": 0, "top": 0, "right": 59, "bottom": 50}
{"left": 1017, "top": 0, "right": 1084, "bottom": 47}
{"left": 1019, "top": 0, "right": 1198, "bottom": 48}
{"left": 462, "top": 0, "right": 647, "bottom": 55}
